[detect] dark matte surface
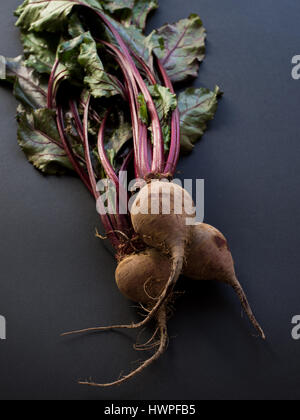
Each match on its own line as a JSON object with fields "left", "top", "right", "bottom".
{"left": 0, "top": 0, "right": 300, "bottom": 401}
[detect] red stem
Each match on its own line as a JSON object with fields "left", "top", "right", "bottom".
{"left": 69, "top": 100, "right": 84, "bottom": 142}
{"left": 156, "top": 58, "right": 181, "bottom": 176}
{"left": 97, "top": 114, "right": 120, "bottom": 187}
{"left": 119, "top": 149, "right": 133, "bottom": 176}
{"left": 90, "top": 10, "right": 164, "bottom": 174}
{"left": 82, "top": 96, "right": 120, "bottom": 247}
{"left": 103, "top": 42, "right": 146, "bottom": 177}
{"left": 138, "top": 122, "right": 150, "bottom": 176}
{"left": 47, "top": 59, "right": 59, "bottom": 109}
{"left": 130, "top": 50, "right": 158, "bottom": 85}
{"left": 82, "top": 97, "right": 99, "bottom": 197}
{"left": 97, "top": 114, "right": 130, "bottom": 232}
{"left": 56, "top": 106, "right": 93, "bottom": 195}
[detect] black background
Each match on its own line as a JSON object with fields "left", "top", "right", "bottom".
{"left": 0, "top": 0, "right": 300, "bottom": 401}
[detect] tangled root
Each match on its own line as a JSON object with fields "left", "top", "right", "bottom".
{"left": 61, "top": 277, "right": 176, "bottom": 338}
{"left": 134, "top": 327, "right": 160, "bottom": 351}
{"left": 77, "top": 307, "right": 168, "bottom": 387}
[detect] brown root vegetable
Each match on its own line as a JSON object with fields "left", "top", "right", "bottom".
{"left": 184, "top": 224, "right": 236, "bottom": 281}
{"left": 130, "top": 180, "right": 195, "bottom": 326}
{"left": 184, "top": 223, "right": 265, "bottom": 339}
{"left": 116, "top": 249, "right": 171, "bottom": 307}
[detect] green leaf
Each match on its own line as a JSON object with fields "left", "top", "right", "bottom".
{"left": 103, "top": 14, "right": 156, "bottom": 63}
{"left": 68, "top": 13, "right": 86, "bottom": 38}
{"left": 100, "top": 0, "right": 157, "bottom": 31}
{"left": 112, "top": 0, "right": 158, "bottom": 31}
{"left": 77, "top": 95, "right": 132, "bottom": 167}
{"left": 178, "top": 86, "right": 222, "bottom": 153}
{"left": 105, "top": 111, "right": 132, "bottom": 156}
{"left": 57, "top": 32, "right": 120, "bottom": 98}
{"left": 137, "top": 85, "right": 177, "bottom": 149}
{"left": 17, "top": 108, "right": 73, "bottom": 175}
{"left": 154, "top": 14, "right": 206, "bottom": 83}
{"left": 78, "top": 34, "right": 121, "bottom": 98}
{"left": 130, "top": 0, "right": 158, "bottom": 31}
{"left": 148, "top": 84, "right": 177, "bottom": 149}
{"left": 102, "top": 0, "right": 135, "bottom": 14}
{"left": 20, "top": 31, "right": 59, "bottom": 74}
{"left": 15, "top": 0, "right": 103, "bottom": 33}
{"left": 14, "top": 0, "right": 30, "bottom": 18}
{"left": 57, "top": 35, "right": 87, "bottom": 80}
{"left": 0, "top": 55, "right": 48, "bottom": 110}
{"left": 148, "top": 84, "right": 177, "bottom": 122}
{"left": 137, "top": 93, "right": 149, "bottom": 125}
{"left": 16, "top": 0, "right": 76, "bottom": 32}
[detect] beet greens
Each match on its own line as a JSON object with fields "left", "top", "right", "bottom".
{"left": 1, "top": 0, "right": 221, "bottom": 253}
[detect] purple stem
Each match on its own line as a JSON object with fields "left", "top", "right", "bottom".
{"left": 47, "top": 59, "right": 59, "bottom": 109}
{"left": 97, "top": 113, "right": 121, "bottom": 188}
{"left": 130, "top": 50, "right": 158, "bottom": 85}
{"left": 119, "top": 149, "right": 134, "bottom": 176}
{"left": 103, "top": 41, "right": 151, "bottom": 178}
{"left": 104, "top": 43, "right": 143, "bottom": 177}
{"left": 82, "top": 96, "right": 120, "bottom": 247}
{"left": 156, "top": 59, "right": 181, "bottom": 176}
{"left": 82, "top": 97, "right": 99, "bottom": 196}
{"left": 69, "top": 100, "right": 84, "bottom": 142}
{"left": 88, "top": 9, "right": 164, "bottom": 174}
{"left": 56, "top": 106, "right": 93, "bottom": 195}
{"left": 138, "top": 122, "right": 150, "bottom": 176}
{"left": 97, "top": 115, "right": 130, "bottom": 232}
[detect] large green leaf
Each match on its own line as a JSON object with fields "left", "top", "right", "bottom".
{"left": 17, "top": 107, "right": 73, "bottom": 175}
{"left": 100, "top": 0, "right": 157, "bottom": 31}
{"left": 0, "top": 55, "right": 48, "bottom": 110}
{"left": 154, "top": 14, "right": 206, "bottom": 83}
{"left": 20, "top": 31, "right": 59, "bottom": 74}
{"left": 15, "top": 0, "right": 103, "bottom": 33}
{"left": 130, "top": 0, "right": 158, "bottom": 31}
{"left": 57, "top": 32, "right": 120, "bottom": 98}
{"left": 178, "top": 86, "right": 222, "bottom": 152}
{"left": 78, "top": 35, "right": 121, "bottom": 98}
